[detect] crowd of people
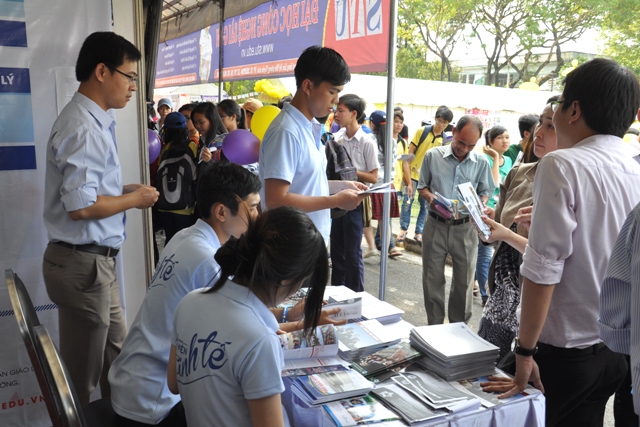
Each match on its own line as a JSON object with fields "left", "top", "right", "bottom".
{"left": 41, "top": 29, "right": 640, "bottom": 427}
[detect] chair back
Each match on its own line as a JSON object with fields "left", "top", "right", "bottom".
{"left": 5, "top": 268, "right": 61, "bottom": 425}
{"left": 33, "top": 324, "right": 87, "bottom": 427}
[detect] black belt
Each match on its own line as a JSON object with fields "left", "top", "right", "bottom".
{"left": 537, "top": 341, "right": 608, "bottom": 358}
{"left": 428, "top": 211, "right": 470, "bottom": 226}
{"left": 54, "top": 241, "right": 119, "bottom": 257}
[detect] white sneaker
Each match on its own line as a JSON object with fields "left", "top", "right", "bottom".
{"left": 363, "top": 248, "right": 380, "bottom": 258}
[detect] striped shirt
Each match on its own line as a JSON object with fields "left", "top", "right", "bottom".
{"left": 599, "top": 202, "right": 640, "bottom": 414}
{"left": 416, "top": 144, "right": 494, "bottom": 215}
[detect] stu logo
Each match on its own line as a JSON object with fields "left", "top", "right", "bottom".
{"left": 335, "top": 0, "right": 383, "bottom": 41}
{"left": 176, "top": 331, "right": 230, "bottom": 383}
{"left": 0, "top": 73, "right": 14, "bottom": 85}
{"left": 151, "top": 254, "right": 179, "bottom": 284}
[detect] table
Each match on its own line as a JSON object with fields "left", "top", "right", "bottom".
{"left": 282, "top": 288, "right": 545, "bottom": 427}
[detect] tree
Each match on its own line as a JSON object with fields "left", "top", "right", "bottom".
{"left": 601, "top": 0, "right": 640, "bottom": 76}
{"left": 472, "top": 0, "right": 606, "bottom": 88}
{"left": 223, "top": 79, "right": 258, "bottom": 98}
{"left": 398, "top": 0, "right": 474, "bottom": 82}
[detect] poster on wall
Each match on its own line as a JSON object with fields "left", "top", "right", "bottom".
{"left": 155, "top": 0, "right": 390, "bottom": 88}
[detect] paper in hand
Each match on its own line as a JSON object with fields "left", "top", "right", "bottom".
{"left": 359, "top": 182, "right": 394, "bottom": 194}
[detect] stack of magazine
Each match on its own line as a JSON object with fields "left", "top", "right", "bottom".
{"left": 323, "top": 395, "right": 400, "bottom": 426}
{"left": 357, "top": 292, "right": 405, "bottom": 325}
{"left": 290, "top": 369, "right": 375, "bottom": 405}
{"left": 410, "top": 323, "right": 499, "bottom": 381}
{"left": 350, "top": 340, "right": 424, "bottom": 383}
{"left": 336, "top": 319, "right": 401, "bottom": 362}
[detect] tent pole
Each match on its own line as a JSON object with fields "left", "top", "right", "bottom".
{"left": 218, "top": 0, "right": 225, "bottom": 101}
{"left": 379, "top": 0, "right": 398, "bottom": 302}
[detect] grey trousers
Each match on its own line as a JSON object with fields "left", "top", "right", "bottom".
{"left": 421, "top": 216, "right": 478, "bottom": 325}
{"left": 42, "top": 243, "right": 126, "bottom": 407}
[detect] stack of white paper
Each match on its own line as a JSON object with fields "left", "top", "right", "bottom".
{"left": 410, "top": 323, "right": 499, "bottom": 381}
{"left": 336, "top": 319, "right": 401, "bottom": 362}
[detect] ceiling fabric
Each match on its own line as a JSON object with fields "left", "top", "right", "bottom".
{"left": 160, "top": 0, "right": 273, "bottom": 43}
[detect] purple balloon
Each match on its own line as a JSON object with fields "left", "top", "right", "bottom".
{"left": 330, "top": 121, "right": 340, "bottom": 133}
{"left": 148, "top": 129, "right": 161, "bottom": 164}
{"left": 222, "top": 130, "right": 260, "bottom": 165}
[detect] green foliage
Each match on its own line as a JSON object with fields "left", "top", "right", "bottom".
{"left": 223, "top": 79, "right": 258, "bottom": 98}
{"left": 601, "top": 0, "right": 640, "bottom": 76}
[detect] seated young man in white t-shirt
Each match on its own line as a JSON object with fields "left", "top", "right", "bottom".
{"left": 331, "top": 94, "right": 379, "bottom": 292}
{"left": 108, "top": 162, "right": 261, "bottom": 426}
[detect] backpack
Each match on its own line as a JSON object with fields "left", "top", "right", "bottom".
{"left": 324, "top": 133, "right": 358, "bottom": 218}
{"left": 415, "top": 125, "right": 433, "bottom": 150}
{"left": 155, "top": 140, "right": 197, "bottom": 211}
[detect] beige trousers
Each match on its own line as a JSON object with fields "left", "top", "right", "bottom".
{"left": 421, "top": 216, "right": 477, "bottom": 325}
{"left": 42, "top": 243, "right": 126, "bottom": 407}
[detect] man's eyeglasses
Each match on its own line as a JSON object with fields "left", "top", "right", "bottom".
{"left": 110, "top": 67, "right": 138, "bottom": 85}
{"left": 550, "top": 100, "right": 565, "bottom": 112}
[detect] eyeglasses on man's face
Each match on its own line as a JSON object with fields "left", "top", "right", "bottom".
{"left": 110, "top": 67, "right": 138, "bottom": 85}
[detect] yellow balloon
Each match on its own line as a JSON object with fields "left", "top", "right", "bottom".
{"left": 251, "top": 105, "right": 281, "bottom": 142}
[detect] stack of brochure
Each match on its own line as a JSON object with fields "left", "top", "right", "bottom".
{"left": 357, "top": 292, "right": 405, "bottom": 325}
{"left": 291, "top": 369, "right": 375, "bottom": 405}
{"left": 410, "top": 323, "right": 499, "bottom": 381}
{"left": 323, "top": 395, "right": 400, "bottom": 426}
{"left": 351, "top": 340, "right": 423, "bottom": 380}
{"left": 336, "top": 319, "right": 401, "bottom": 362}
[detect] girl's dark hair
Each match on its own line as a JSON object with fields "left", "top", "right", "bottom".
{"left": 206, "top": 207, "right": 329, "bottom": 334}
{"left": 522, "top": 122, "right": 539, "bottom": 163}
{"left": 374, "top": 122, "right": 388, "bottom": 157}
{"left": 178, "top": 103, "right": 196, "bottom": 114}
{"left": 161, "top": 126, "right": 189, "bottom": 146}
{"left": 190, "top": 102, "right": 226, "bottom": 145}
{"left": 217, "top": 99, "right": 247, "bottom": 130}
{"left": 484, "top": 125, "right": 508, "bottom": 146}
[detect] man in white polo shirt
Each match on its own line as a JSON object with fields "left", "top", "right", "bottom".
{"left": 484, "top": 58, "right": 640, "bottom": 427}
{"left": 259, "top": 45, "right": 366, "bottom": 244}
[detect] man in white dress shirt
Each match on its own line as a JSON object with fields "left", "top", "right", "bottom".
{"left": 483, "top": 58, "right": 640, "bottom": 427}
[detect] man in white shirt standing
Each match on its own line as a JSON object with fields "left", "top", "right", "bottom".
{"left": 484, "top": 58, "right": 640, "bottom": 426}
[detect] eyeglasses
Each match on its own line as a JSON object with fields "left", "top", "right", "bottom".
{"left": 550, "top": 100, "right": 565, "bottom": 112}
{"left": 110, "top": 67, "right": 138, "bottom": 85}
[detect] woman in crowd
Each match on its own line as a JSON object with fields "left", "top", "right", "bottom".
{"left": 190, "top": 102, "right": 227, "bottom": 165}
{"left": 179, "top": 103, "right": 200, "bottom": 145}
{"left": 218, "top": 99, "right": 247, "bottom": 133}
{"left": 475, "top": 126, "right": 514, "bottom": 305}
{"left": 477, "top": 96, "right": 559, "bottom": 359}
{"left": 168, "top": 207, "right": 328, "bottom": 427}
{"left": 241, "top": 97, "right": 263, "bottom": 131}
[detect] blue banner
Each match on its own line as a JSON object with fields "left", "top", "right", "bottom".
{"left": 0, "top": 67, "right": 35, "bottom": 169}
{"left": 0, "top": 20, "right": 27, "bottom": 47}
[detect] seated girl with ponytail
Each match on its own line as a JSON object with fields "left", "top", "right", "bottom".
{"left": 168, "top": 206, "right": 329, "bottom": 427}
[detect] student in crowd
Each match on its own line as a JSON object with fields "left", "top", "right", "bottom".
{"left": 400, "top": 106, "right": 454, "bottom": 245}
{"left": 190, "top": 101, "right": 227, "bottom": 166}
{"left": 178, "top": 103, "right": 200, "bottom": 144}
{"left": 218, "top": 99, "right": 247, "bottom": 132}
{"left": 477, "top": 96, "right": 559, "bottom": 360}
{"left": 483, "top": 58, "right": 640, "bottom": 427}
{"left": 475, "top": 125, "right": 513, "bottom": 305}
{"left": 417, "top": 115, "right": 494, "bottom": 325}
{"left": 168, "top": 206, "right": 329, "bottom": 427}
{"left": 394, "top": 106, "right": 409, "bottom": 141}
{"left": 157, "top": 98, "right": 173, "bottom": 129}
{"left": 331, "top": 94, "right": 379, "bottom": 291}
{"left": 242, "top": 97, "right": 263, "bottom": 131}
{"left": 368, "top": 109, "right": 402, "bottom": 258}
{"left": 259, "top": 45, "right": 366, "bottom": 246}
{"left": 109, "top": 162, "right": 261, "bottom": 426}
{"left": 155, "top": 112, "right": 199, "bottom": 243}
{"left": 503, "top": 114, "right": 538, "bottom": 165}
{"left": 394, "top": 111, "right": 409, "bottom": 203}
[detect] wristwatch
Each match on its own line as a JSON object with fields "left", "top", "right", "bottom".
{"left": 512, "top": 337, "right": 538, "bottom": 356}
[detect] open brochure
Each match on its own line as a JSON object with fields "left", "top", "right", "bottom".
{"left": 456, "top": 182, "right": 491, "bottom": 240}
{"left": 279, "top": 324, "right": 339, "bottom": 360}
{"left": 324, "top": 296, "right": 363, "bottom": 321}
{"left": 359, "top": 182, "right": 395, "bottom": 194}
{"left": 449, "top": 368, "right": 541, "bottom": 408}
{"left": 323, "top": 394, "right": 401, "bottom": 426}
